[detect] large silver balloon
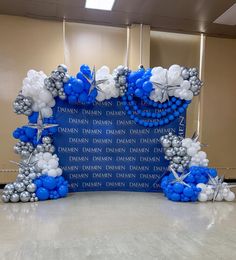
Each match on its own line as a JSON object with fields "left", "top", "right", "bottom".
{"left": 27, "top": 183, "right": 36, "bottom": 193}
{"left": 10, "top": 193, "right": 20, "bottom": 203}
{"left": 4, "top": 183, "right": 15, "bottom": 192}
{"left": 20, "top": 191, "right": 30, "bottom": 202}
{"left": 14, "top": 182, "right": 25, "bottom": 192}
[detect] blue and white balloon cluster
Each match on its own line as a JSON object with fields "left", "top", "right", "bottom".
{"left": 64, "top": 65, "right": 98, "bottom": 105}
{"left": 2, "top": 63, "right": 203, "bottom": 203}
{"left": 160, "top": 133, "right": 235, "bottom": 202}
{"left": 34, "top": 175, "right": 68, "bottom": 201}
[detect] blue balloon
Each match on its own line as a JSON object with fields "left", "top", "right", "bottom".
{"left": 42, "top": 176, "right": 57, "bottom": 190}
{"left": 72, "top": 79, "right": 84, "bottom": 93}
{"left": 80, "top": 64, "right": 91, "bottom": 77}
{"left": 64, "top": 83, "right": 72, "bottom": 94}
{"left": 136, "top": 78, "right": 144, "bottom": 88}
{"left": 28, "top": 112, "right": 38, "bottom": 123}
{"left": 68, "top": 95, "right": 77, "bottom": 104}
{"left": 24, "top": 127, "right": 36, "bottom": 138}
{"left": 170, "top": 192, "right": 180, "bottom": 201}
{"left": 58, "top": 185, "right": 68, "bottom": 197}
{"left": 34, "top": 178, "right": 42, "bottom": 188}
{"left": 183, "top": 187, "right": 194, "bottom": 197}
{"left": 142, "top": 81, "right": 153, "bottom": 93}
{"left": 173, "top": 183, "right": 184, "bottom": 194}
{"left": 135, "top": 88, "right": 143, "bottom": 97}
{"left": 79, "top": 92, "right": 88, "bottom": 102}
{"left": 36, "top": 187, "right": 49, "bottom": 201}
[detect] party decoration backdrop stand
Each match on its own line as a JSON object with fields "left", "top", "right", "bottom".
{"left": 2, "top": 63, "right": 235, "bottom": 203}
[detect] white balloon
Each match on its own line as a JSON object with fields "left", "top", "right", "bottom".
{"left": 224, "top": 191, "right": 235, "bottom": 201}
{"left": 38, "top": 159, "right": 46, "bottom": 169}
{"left": 43, "top": 152, "right": 52, "bottom": 161}
{"left": 48, "top": 169, "right": 57, "bottom": 177}
{"left": 56, "top": 168, "right": 63, "bottom": 176}
{"left": 215, "top": 193, "right": 223, "bottom": 201}
{"left": 196, "top": 183, "right": 206, "bottom": 191}
{"left": 187, "top": 147, "right": 198, "bottom": 157}
{"left": 48, "top": 158, "right": 59, "bottom": 169}
{"left": 198, "top": 193, "right": 208, "bottom": 202}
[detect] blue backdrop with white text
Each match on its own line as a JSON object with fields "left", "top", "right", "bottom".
{"left": 53, "top": 98, "right": 186, "bottom": 192}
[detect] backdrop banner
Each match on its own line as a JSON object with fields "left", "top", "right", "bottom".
{"left": 53, "top": 98, "right": 186, "bottom": 192}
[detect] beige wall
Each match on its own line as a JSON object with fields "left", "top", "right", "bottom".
{"left": 65, "top": 22, "right": 127, "bottom": 74}
{"left": 202, "top": 37, "right": 236, "bottom": 178}
{"left": 150, "top": 31, "right": 201, "bottom": 138}
{"left": 0, "top": 15, "right": 64, "bottom": 183}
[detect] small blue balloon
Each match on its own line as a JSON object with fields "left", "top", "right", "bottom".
{"left": 72, "top": 79, "right": 84, "bottom": 93}
{"left": 58, "top": 185, "right": 68, "bottom": 197}
{"left": 142, "top": 81, "right": 153, "bottom": 92}
{"left": 68, "top": 95, "right": 77, "bottom": 104}
{"left": 34, "top": 178, "right": 42, "bottom": 188}
{"left": 79, "top": 92, "right": 88, "bottom": 102}
{"left": 173, "top": 183, "right": 184, "bottom": 194}
{"left": 36, "top": 187, "right": 49, "bottom": 201}
{"left": 42, "top": 176, "right": 57, "bottom": 190}
{"left": 170, "top": 192, "right": 180, "bottom": 201}
{"left": 64, "top": 83, "right": 72, "bottom": 94}
{"left": 183, "top": 187, "right": 194, "bottom": 197}
{"left": 135, "top": 88, "right": 143, "bottom": 97}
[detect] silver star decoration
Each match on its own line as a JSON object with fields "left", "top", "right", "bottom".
{"left": 24, "top": 110, "right": 58, "bottom": 142}
{"left": 83, "top": 66, "right": 107, "bottom": 95}
{"left": 191, "top": 131, "right": 208, "bottom": 147}
{"left": 151, "top": 82, "right": 179, "bottom": 103}
{"left": 10, "top": 152, "right": 37, "bottom": 169}
{"left": 170, "top": 167, "right": 190, "bottom": 187}
{"left": 208, "top": 174, "right": 236, "bottom": 202}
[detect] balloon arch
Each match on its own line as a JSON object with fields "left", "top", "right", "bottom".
{"left": 2, "top": 64, "right": 235, "bottom": 203}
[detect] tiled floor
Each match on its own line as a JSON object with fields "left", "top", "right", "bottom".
{"left": 1, "top": 191, "right": 236, "bottom": 260}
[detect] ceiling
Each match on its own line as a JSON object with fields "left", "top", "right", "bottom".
{"left": 1, "top": 0, "right": 236, "bottom": 38}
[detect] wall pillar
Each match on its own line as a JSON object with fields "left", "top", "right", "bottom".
{"left": 128, "top": 24, "right": 150, "bottom": 70}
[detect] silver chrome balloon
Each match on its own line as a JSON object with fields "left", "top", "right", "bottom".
{"left": 113, "top": 65, "right": 130, "bottom": 96}
{"left": 13, "top": 93, "right": 33, "bottom": 116}
{"left": 44, "top": 64, "right": 69, "bottom": 100}
{"left": 20, "top": 191, "right": 31, "bottom": 202}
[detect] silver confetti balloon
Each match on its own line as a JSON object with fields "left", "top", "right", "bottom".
{"left": 20, "top": 191, "right": 30, "bottom": 202}
{"left": 2, "top": 195, "right": 10, "bottom": 203}
{"left": 13, "top": 141, "right": 34, "bottom": 159}
{"left": 14, "top": 182, "right": 25, "bottom": 192}
{"left": 113, "top": 65, "right": 130, "bottom": 96}
{"left": 45, "top": 64, "right": 69, "bottom": 100}
{"left": 27, "top": 183, "right": 36, "bottom": 193}
{"left": 160, "top": 133, "right": 191, "bottom": 172}
{"left": 42, "top": 136, "right": 52, "bottom": 144}
{"left": 13, "top": 93, "right": 33, "bottom": 116}
{"left": 10, "top": 193, "right": 20, "bottom": 203}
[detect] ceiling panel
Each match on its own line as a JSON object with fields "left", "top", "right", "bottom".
{"left": 0, "top": 0, "right": 236, "bottom": 38}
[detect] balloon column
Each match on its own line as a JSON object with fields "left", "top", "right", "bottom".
{"left": 3, "top": 63, "right": 203, "bottom": 203}
{"left": 160, "top": 133, "right": 235, "bottom": 202}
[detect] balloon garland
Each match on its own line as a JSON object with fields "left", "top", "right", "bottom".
{"left": 160, "top": 133, "right": 236, "bottom": 202}
{"left": 2, "top": 63, "right": 205, "bottom": 203}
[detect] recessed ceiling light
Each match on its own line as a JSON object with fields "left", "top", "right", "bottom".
{"left": 85, "top": 0, "right": 115, "bottom": 11}
{"left": 214, "top": 3, "right": 236, "bottom": 26}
